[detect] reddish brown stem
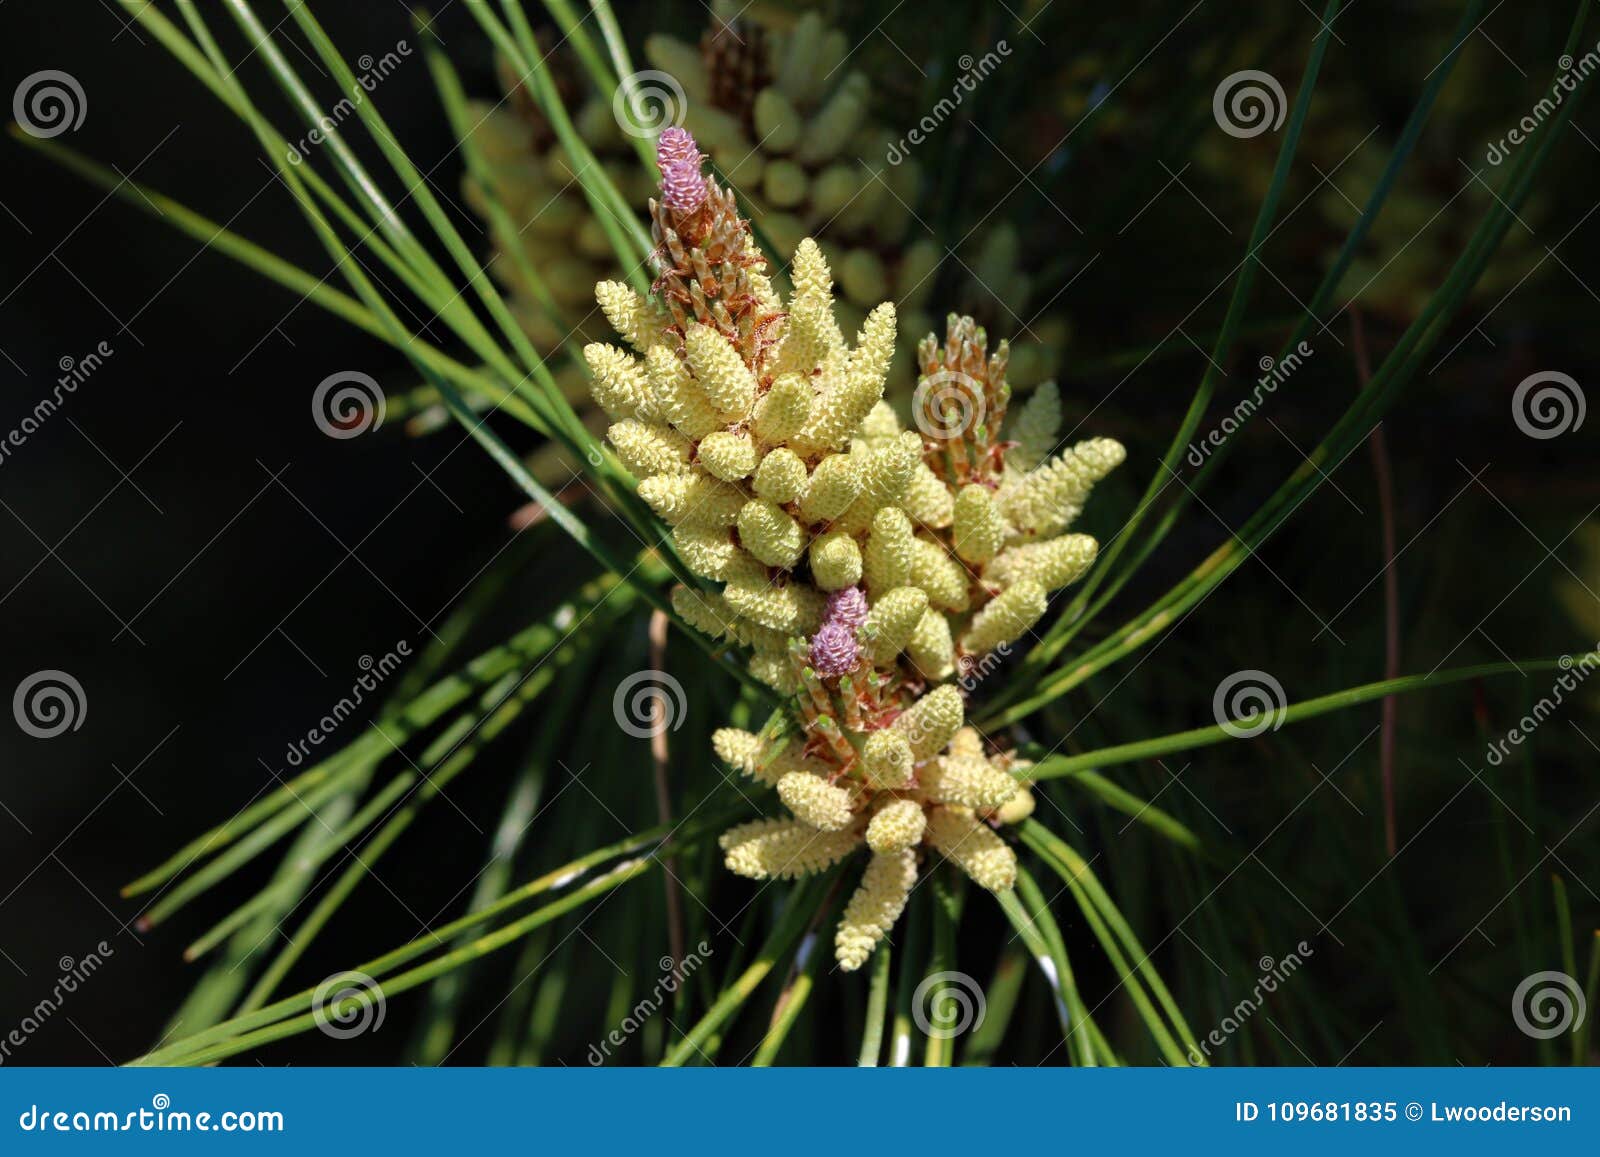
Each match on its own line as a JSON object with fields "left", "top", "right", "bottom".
{"left": 1352, "top": 310, "right": 1401, "bottom": 857}
{"left": 649, "top": 610, "right": 687, "bottom": 971}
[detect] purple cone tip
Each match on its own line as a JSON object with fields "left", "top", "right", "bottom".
{"left": 809, "top": 621, "right": 859, "bottom": 679}
{"left": 657, "top": 127, "right": 700, "bottom": 167}
{"left": 825, "top": 586, "right": 869, "bottom": 631}
{"left": 809, "top": 586, "right": 868, "bottom": 678}
{"left": 656, "top": 127, "right": 707, "bottom": 215}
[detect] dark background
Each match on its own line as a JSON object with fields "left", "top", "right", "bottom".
{"left": 0, "top": 2, "right": 520, "bottom": 1063}
{"left": 0, "top": 0, "right": 1596, "bottom": 1065}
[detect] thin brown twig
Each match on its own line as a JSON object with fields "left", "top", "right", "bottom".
{"left": 767, "top": 872, "right": 848, "bottom": 1031}
{"left": 1351, "top": 309, "right": 1400, "bottom": 856}
{"left": 649, "top": 609, "right": 688, "bottom": 970}
{"left": 507, "top": 479, "right": 589, "bottom": 530}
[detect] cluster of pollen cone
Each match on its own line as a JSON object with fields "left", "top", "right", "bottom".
{"left": 583, "top": 127, "right": 1126, "bottom": 971}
